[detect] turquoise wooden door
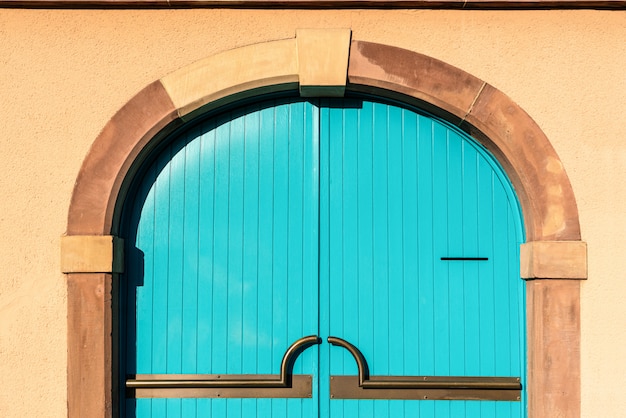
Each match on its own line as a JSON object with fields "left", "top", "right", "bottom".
{"left": 319, "top": 100, "right": 525, "bottom": 418}
{"left": 121, "top": 97, "right": 525, "bottom": 418}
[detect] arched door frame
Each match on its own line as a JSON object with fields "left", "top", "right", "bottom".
{"left": 61, "top": 29, "right": 587, "bottom": 418}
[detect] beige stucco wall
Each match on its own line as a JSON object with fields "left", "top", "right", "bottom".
{"left": 0, "top": 9, "right": 624, "bottom": 417}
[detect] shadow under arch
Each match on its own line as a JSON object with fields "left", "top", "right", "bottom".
{"left": 64, "top": 37, "right": 583, "bottom": 418}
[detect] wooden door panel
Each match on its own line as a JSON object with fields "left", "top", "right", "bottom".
{"left": 320, "top": 99, "right": 525, "bottom": 418}
{"left": 124, "top": 99, "right": 320, "bottom": 418}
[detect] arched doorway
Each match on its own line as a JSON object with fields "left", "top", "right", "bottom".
{"left": 119, "top": 96, "right": 526, "bottom": 417}
{"left": 63, "top": 33, "right": 585, "bottom": 418}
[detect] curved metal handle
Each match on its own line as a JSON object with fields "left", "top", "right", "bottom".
{"left": 277, "top": 335, "right": 322, "bottom": 386}
{"left": 328, "top": 336, "right": 521, "bottom": 398}
{"left": 328, "top": 336, "right": 370, "bottom": 386}
{"left": 127, "top": 335, "right": 321, "bottom": 390}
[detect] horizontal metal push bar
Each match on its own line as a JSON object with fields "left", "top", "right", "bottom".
{"left": 328, "top": 336, "right": 521, "bottom": 401}
{"left": 126, "top": 335, "right": 320, "bottom": 398}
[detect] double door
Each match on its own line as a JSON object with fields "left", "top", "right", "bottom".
{"left": 122, "top": 97, "right": 526, "bottom": 417}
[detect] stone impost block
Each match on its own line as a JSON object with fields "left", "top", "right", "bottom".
{"left": 521, "top": 241, "right": 587, "bottom": 279}
{"left": 61, "top": 235, "right": 124, "bottom": 274}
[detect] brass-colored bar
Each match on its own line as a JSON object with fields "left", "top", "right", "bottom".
{"left": 328, "top": 336, "right": 522, "bottom": 400}
{"left": 362, "top": 376, "right": 520, "bottom": 390}
{"left": 126, "top": 335, "right": 320, "bottom": 394}
{"left": 330, "top": 376, "right": 521, "bottom": 401}
{"left": 130, "top": 375, "right": 313, "bottom": 399}
{"left": 128, "top": 376, "right": 291, "bottom": 389}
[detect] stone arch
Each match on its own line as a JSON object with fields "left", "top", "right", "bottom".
{"left": 62, "top": 32, "right": 585, "bottom": 418}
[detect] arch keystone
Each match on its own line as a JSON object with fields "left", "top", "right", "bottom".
{"left": 296, "top": 28, "right": 351, "bottom": 97}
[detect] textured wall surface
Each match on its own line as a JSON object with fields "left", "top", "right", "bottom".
{"left": 0, "top": 9, "right": 624, "bottom": 417}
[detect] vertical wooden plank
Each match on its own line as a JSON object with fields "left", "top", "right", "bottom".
{"left": 327, "top": 100, "right": 344, "bottom": 370}
{"left": 302, "top": 99, "right": 320, "bottom": 418}
{"left": 386, "top": 104, "right": 405, "bottom": 418}
{"left": 256, "top": 105, "right": 274, "bottom": 418}
{"left": 226, "top": 110, "right": 245, "bottom": 418}
{"left": 493, "top": 183, "right": 513, "bottom": 377}
{"left": 133, "top": 163, "right": 156, "bottom": 376}
{"left": 345, "top": 102, "right": 361, "bottom": 418}
{"left": 401, "top": 108, "right": 418, "bottom": 372}
{"left": 200, "top": 123, "right": 222, "bottom": 415}
{"left": 241, "top": 107, "right": 261, "bottom": 418}
{"left": 257, "top": 103, "right": 275, "bottom": 377}
{"left": 371, "top": 101, "right": 389, "bottom": 382}
{"left": 273, "top": 102, "right": 289, "bottom": 369}
{"left": 181, "top": 132, "right": 201, "bottom": 418}
{"left": 225, "top": 111, "right": 245, "bottom": 418}
{"left": 136, "top": 152, "right": 160, "bottom": 417}
{"left": 167, "top": 141, "right": 186, "bottom": 373}
{"left": 434, "top": 121, "right": 452, "bottom": 418}
{"left": 306, "top": 100, "right": 319, "bottom": 418}
{"left": 460, "top": 139, "right": 481, "bottom": 378}
{"left": 477, "top": 160, "right": 498, "bottom": 418}
{"left": 359, "top": 100, "right": 372, "bottom": 418}
{"left": 432, "top": 121, "right": 450, "bottom": 380}
{"left": 370, "top": 101, "right": 391, "bottom": 418}
{"left": 270, "top": 102, "right": 289, "bottom": 418}
{"left": 211, "top": 116, "right": 231, "bottom": 381}
{"left": 285, "top": 101, "right": 305, "bottom": 418}
{"left": 287, "top": 101, "right": 305, "bottom": 350}
{"left": 210, "top": 114, "right": 231, "bottom": 418}
{"left": 227, "top": 109, "right": 245, "bottom": 381}
{"left": 150, "top": 146, "right": 173, "bottom": 418}
{"left": 166, "top": 141, "right": 186, "bottom": 418}
{"left": 477, "top": 160, "right": 496, "bottom": 376}
{"left": 415, "top": 115, "right": 435, "bottom": 418}
{"left": 327, "top": 100, "right": 346, "bottom": 418}
{"left": 318, "top": 102, "right": 331, "bottom": 418}
{"left": 401, "top": 108, "right": 420, "bottom": 418}
{"left": 342, "top": 103, "right": 359, "bottom": 383}
{"left": 508, "top": 205, "right": 525, "bottom": 418}
{"left": 152, "top": 147, "right": 171, "bottom": 375}
{"left": 386, "top": 104, "right": 403, "bottom": 372}
{"left": 356, "top": 100, "right": 375, "bottom": 418}
{"left": 180, "top": 399, "right": 197, "bottom": 418}
{"left": 197, "top": 120, "right": 216, "bottom": 377}
{"left": 446, "top": 128, "right": 464, "bottom": 376}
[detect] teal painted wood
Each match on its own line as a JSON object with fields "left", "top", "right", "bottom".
{"left": 124, "top": 99, "right": 320, "bottom": 418}
{"left": 319, "top": 99, "right": 526, "bottom": 418}
{"left": 123, "top": 97, "right": 526, "bottom": 418}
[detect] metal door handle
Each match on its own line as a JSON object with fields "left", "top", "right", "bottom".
{"left": 127, "top": 335, "right": 320, "bottom": 398}
{"left": 328, "top": 336, "right": 521, "bottom": 401}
